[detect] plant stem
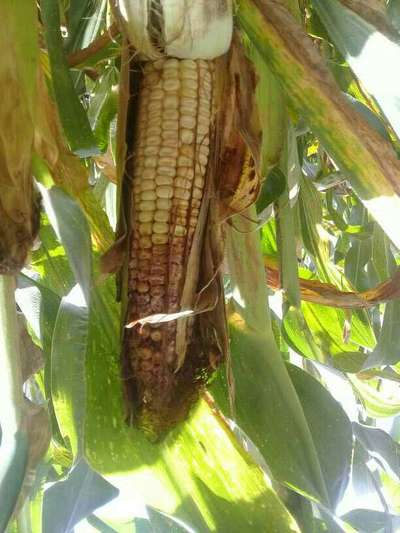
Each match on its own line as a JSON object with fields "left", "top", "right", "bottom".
{"left": 0, "top": 275, "right": 24, "bottom": 433}
{"left": 0, "top": 275, "right": 28, "bottom": 531}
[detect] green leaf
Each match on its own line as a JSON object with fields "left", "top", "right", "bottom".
{"left": 37, "top": 187, "right": 93, "bottom": 457}
{"left": 256, "top": 167, "right": 286, "bottom": 213}
{"left": 344, "top": 94, "right": 391, "bottom": 142}
{"left": 41, "top": 0, "right": 100, "bottom": 157}
{"left": 349, "top": 375, "right": 400, "bottom": 418}
{"left": 223, "top": 210, "right": 329, "bottom": 504}
{"left": 0, "top": 431, "right": 28, "bottom": 533}
{"left": 313, "top": 0, "right": 400, "bottom": 140}
{"left": 88, "top": 68, "right": 118, "bottom": 152}
{"left": 38, "top": 185, "right": 92, "bottom": 306}
{"left": 83, "top": 278, "right": 300, "bottom": 532}
{"left": 236, "top": 0, "right": 400, "bottom": 250}
{"left": 42, "top": 460, "right": 119, "bottom": 533}
{"left": 283, "top": 303, "right": 371, "bottom": 372}
{"left": 353, "top": 423, "right": 400, "bottom": 480}
{"left": 51, "top": 286, "right": 89, "bottom": 458}
{"left": 341, "top": 509, "right": 400, "bottom": 533}
{"left": 276, "top": 138, "right": 301, "bottom": 307}
{"left": 287, "top": 364, "right": 353, "bottom": 507}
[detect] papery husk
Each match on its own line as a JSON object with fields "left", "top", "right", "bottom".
{"left": 112, "top": 0, "right": 233, "bottom": 60}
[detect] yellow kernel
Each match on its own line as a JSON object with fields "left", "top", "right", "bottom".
{"left": 175, "top": 177, "right": 190, "bottom": 190}
{"left": 174, "top": 225, "right": 187, "bottom": 237}
{"left": 139, "top": 222, "right": 152, "bottom": 235}
{"left": 177, "top": 156, "right": 192, "bottom": 166}
{"left": 160, "top": 147, "right": 178, "bottom": 158}
{"left": 163, "top": 120, "right": 179, "bottom": 131}
{"left": 138, "top": 211, "right": 153, "bottom": 223}
{"left": 146, "top": 126, "right": 162, "bottom": 137}
{"left": 180, "top": 144, "right": 194, "bottom": 157}
{"left": 199, "top": 153, "right": 208, "bottom": 166}
{"left": 157, "top": 186, "right": 173, "bottom": 199}
{"left": 140, "top": 200, "right": 156, "bottom": 211}
{"left": 144, "top": 146, "right": 159, "bottom": 156}
{"left": 180, "top": 105, "right": 197, "bottom": 116}
{"left": 175, "top": 188, "right": 191, "bottom": 201}
{"left": 143, "top": 168, "right": 156, "bottom": 179}
{"left": 162, "top": 131, "right": 179, "bottom": 142}
{"left": 163, "top": 58, "right": 179, "bottom": 69}
{"left": 180, "top": 129, "right": 194, "bottom": 143}
{"left": 163, "top": 110, "right": 179, "bottom": 121}
{"left": 148, "top": 88, "right": 164, "bottom": 100}
{"left": 154, "top": 210, "right": 169, "bottom": 222}
{"left": 141, "top": 190, "right": 157, "bottom": 201}
{"left": 157, "top": 198, "right": 172, "bottom": 210}
{"left": 181, "top": 87, "right": 197, "bottom": 99}
{"left": 163, "top": 78, "right": 180, "bottom": 91}
{"left": 177, "top": 167, "right": 194, "bottom": 179}
{"left": 155, "top": 175, "right": 173, "bottom": 186}
{"left": 148, "top": 100, "right": 163, "bottom": 113}
{"left": 181, "top": 78, "right": 198, "bottom": 90}
{"left": 144, "top": 158, "right": 157, "bottom": 169}
{"left": 193, "top": 187, "right": 203, "bottom": 199}
{"left": 152, "top": 234, "right": 169, "bottom": 245}
{"left": 153, "top": 222, "right": 169, "bottom": 234}
{"left": 145, "top": 137, "right": 161, "bottom": 148}
{"left": 141, "top": 180, "right": 155, "bottom": 191}
{"left": 158, "top": 166, "right": 176, "bottom": 178}
{"left": 197, "top": 123, "right": 209, "bottom": 135}
{"left": 180, "top": 116, "right": 196, "bottom": 129}
{"left": 159, "top": 157, "right": 176, "bottom": 167}
{"left": 163, "top": 95, "right": 179, "bottom": 108}
{"left": 145, "top": 70, "right": 162, "bottom": 83}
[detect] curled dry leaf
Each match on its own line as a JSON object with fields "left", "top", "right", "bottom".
{"left": 266, "top": 257, "right": 400, "bottom": 309}
{"left": 218, "top": 34, "right": 262, "bottom": 218}
{"left": 0, "top": 5, "right": 40, "bottom": 274}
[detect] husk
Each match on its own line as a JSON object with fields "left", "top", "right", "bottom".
{"left": 113, "top": 0, "right": 233, "bottom": 59}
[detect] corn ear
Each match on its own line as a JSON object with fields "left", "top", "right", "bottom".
{"left": 110, "top": 0, "right": 233, "bottom": 438}
{"left": 119, "top": 57, "right": 228, "bottom": 439}
{"left": 0, "top": 3, "right": 40, "bottom": 274}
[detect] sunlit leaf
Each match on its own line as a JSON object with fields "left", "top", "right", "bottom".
{"left": 313, "top": 0, "right": 400, "bottom": 140}
{"left": 353, "top": 423, "right": 400, "bottom": 480}
{"left": 237, "top": 0, "right": 400, "bottom": 249}
{"left": 41, "top": 0, "right": 100, "bottom": 156}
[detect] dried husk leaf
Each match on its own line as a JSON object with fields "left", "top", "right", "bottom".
{"left": 218, "top": 35, "right": 262, "bottom": 218}
{"left": 0, "top": 4, "right": 40, "bottom": 274}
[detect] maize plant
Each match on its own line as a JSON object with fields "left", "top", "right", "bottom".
{"left": 4, "top": 0, "right": 400, "bottom": 531}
